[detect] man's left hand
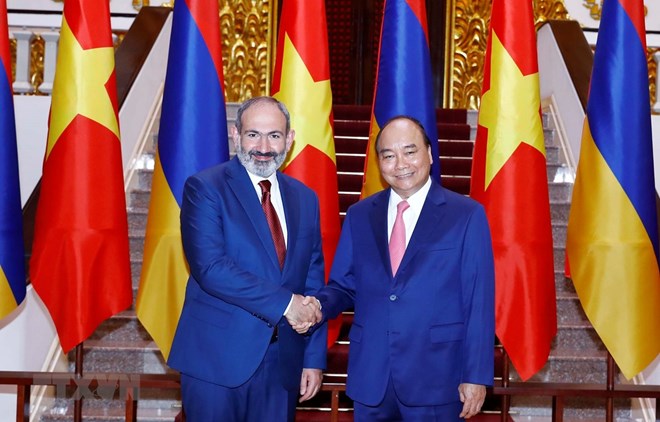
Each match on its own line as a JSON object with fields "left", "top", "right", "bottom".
{"left": 458, "top": 383, "right": 486, "bottom": 419}
{"left": 299, "top": 368, "right": 323, "bottom": 402}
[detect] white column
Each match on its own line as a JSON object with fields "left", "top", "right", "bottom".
{"left": 11, "top": 29, "right": 32, "bottom": 93}
{"left": 38, "top": 30, "right": 59, "bottom": 94}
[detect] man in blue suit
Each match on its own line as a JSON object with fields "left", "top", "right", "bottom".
{"left": 314, "top": 116, "right": 495, "bottom": 421}
{"left": 168, "top": 96, "right": 327, "bottom": 421}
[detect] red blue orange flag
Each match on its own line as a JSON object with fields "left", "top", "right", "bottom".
{"left": 361, "top": 0, "right": 440, "bottom": 198}
{"left": 470, "top": 0, "right": 556, "bottom": 380}
{"left": 136, "top": 0, "right": 229, "bottom": 360}
{"left": 0, "top": 0, "right": 26, "bottom": 320}
{"left": 566, "top": 0, "right": 660, "bottom": 379}
{"left": 30, "top": 0, "right": 132, "bottom": 352}
{"left": 272, "top": 0, "right": 342, "bottom": 346}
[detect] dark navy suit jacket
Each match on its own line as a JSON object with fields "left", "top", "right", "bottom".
{"left": 168, "top": 157, "right": 327, "bottom": 390}
{"left": 317, "top": 181, "right": 495, "bottom": 406}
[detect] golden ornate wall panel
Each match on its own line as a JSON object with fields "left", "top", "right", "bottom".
{"left": 446, "top": 0, "right": 658, "bottom": 110}
{"left": 649, "top": 47, "right": 658, "bottom": 109}
{"left": 445, "top": 0, "right": 569, "bottom": 109}
{"left": 218, "top": 0, "right": 277, "bottom": 102}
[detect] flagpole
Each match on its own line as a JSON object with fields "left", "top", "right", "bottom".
{"left": 501, "top": 349, "right": 510, "bottom": 422}
{"left": 606, "top": 352, "right": 614, "bottom": 422}
{"left": 74, "top": 343, "right": 83, "bottom": 422}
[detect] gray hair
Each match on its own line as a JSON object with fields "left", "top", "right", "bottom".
{"left": 235, "top": 96, "right": 291, "bottom": 134}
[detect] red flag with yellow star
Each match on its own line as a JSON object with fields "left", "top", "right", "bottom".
{"left": 470, "top": 0, "right": 556, "bottom": 380}
{"left": 271, "top": 0, "right": 342, "bottom": 346}
{"left": 30, "top": 0, "right": 132, "bottom": 353}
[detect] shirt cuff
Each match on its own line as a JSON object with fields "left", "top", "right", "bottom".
{"left": 283, "top": 294, "right": 294, "bottom": 316}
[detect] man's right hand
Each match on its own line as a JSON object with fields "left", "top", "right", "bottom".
{"left": 285, "top": 294, "right": 322, "bottom": 333}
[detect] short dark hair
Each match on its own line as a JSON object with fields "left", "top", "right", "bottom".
{"left": 235, "top": 96, "right": 291, "bottom": 134}
{"left": 374, "top": 115, "right": 432, "bottom": 152}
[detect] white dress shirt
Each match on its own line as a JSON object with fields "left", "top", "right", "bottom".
{"left": 246, "top": 169, "right": 293, "bottom": 314}
{"left": 387, "top": 176, "right": 432, "bottom": 247}
{"left": 246, "top": 170, "right": 288, "bottom": 247}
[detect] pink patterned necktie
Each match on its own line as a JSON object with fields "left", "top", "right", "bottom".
{"left": 389, "top": 200, "right": 410, "bottom": 275}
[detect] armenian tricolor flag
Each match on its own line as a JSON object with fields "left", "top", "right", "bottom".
{"left": 136, "top": 0, "right": 229, "bottom": 360}
{"left": 566, "top": 0, "right": 660, "bottom": 379}
{"left": 361, "top": 0, "right": 439, "bottom": 198}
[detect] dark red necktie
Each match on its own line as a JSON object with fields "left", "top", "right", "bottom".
{"left": 259, "top": 180, "right": 286, "bottom": 268}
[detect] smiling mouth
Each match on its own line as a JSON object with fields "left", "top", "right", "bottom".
{"left": 250, "top": 151, "right": 277, "bottom": 161}
{"left": 395, "top": 172, "right": 414, "bottom": 179}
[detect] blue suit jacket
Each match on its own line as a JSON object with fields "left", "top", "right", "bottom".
{"left": 316, "top": 181, "right": 495, "bottom": 406}
{"left": 168, "top": 157, "right": 327, "bottom": 390}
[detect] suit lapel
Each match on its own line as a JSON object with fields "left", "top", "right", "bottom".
{"left": 397, "top": 182, "right": 447, "bottom": 274}
{"left": 369, "top": 189, "right": 392, "bottom": 277}
{"left": 225, "top": 157, "right": 281, "bottom": 271}
{"left": 278, "top": 173, "right": 299, "bottom": 275}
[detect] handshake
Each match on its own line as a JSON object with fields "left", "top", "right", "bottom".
{"left": 284, "top": 294, "right": 323, "bottom": 334}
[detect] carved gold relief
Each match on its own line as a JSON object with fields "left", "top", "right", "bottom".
{"left": 219, "top": 0, "right": 276, "bottom": 102}
{"left": 649, "top": 47, "right": 658, "bottom": 110}
{"left": 583, "top": 0, "right": 648, "bottom": 20}
{"left": 10, "top": 38, "right": 16, "bottom": 84}
{"left": 445, "top": 0, "right": 570, "bottom": 109}
{"left": 14, "top": 2, "right": 276, "bottom": 101}
{"left": 12, "top": 31, "right": 125, "bottom": 95}
{"left": 133, "top": 0, "right": 150, "bottom": 11}
{"left": 30, "top": 35, "right": 45, "bottom": 94}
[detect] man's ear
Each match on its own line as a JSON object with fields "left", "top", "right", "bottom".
{"left": 286, "top": 129, "right": 295, "bottom": 151}
{"left": 231, "top": 126, "right": 240, "bottom": 149}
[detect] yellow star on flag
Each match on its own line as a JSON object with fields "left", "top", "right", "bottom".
{"left": 478, "top": 31, "right": 545, "bottom": 189}
{"left": 274, "top": 34, "right": 335, "bottom": 164}
{"left": 46, "top": 16, "right": 119, "bottom": 159}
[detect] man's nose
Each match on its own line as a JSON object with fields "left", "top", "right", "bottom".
{"left": 256, "top": 135, "right": 270, "bottom": 152}
{"left": 394, "top": 154, "right": 408, "bottom": 169}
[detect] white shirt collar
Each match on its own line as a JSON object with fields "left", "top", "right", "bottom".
{"left": 388, "top": 176, "right": 432, "bottom": 210}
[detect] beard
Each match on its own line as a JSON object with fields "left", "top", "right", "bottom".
{"left": 236, "top": 144, "right": 288, "bottom": 178}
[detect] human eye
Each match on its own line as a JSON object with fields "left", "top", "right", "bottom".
{"left": 268, "top": 132, "right": 282, "bottom": 140}
{"left": 244, "top": 131, "right": 259, "bottom": 139}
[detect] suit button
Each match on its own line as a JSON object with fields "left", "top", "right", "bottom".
{"left": 267, "top": 323, "right": 273, "bottom": 328}
{"left": 389, "top": 294, "right": 397, "bottom": 301}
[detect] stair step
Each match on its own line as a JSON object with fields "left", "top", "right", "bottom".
{"left": 553, "top": 223, "right": 566, "bottom": 248}
{"left": 128, "top": 208, "right": 148, "bottom": 233}
{"left": 72, "top": 340, "right": 172, "bottom": 374}
{"left": 550, "top": 201, "right": 570, "bottom": 222}
{"left": 39, "top": 398, "right": 181, "bottom": 422}
{"left": 129, "top": 189, "right": 151, "bottom": 211}
{"left": 554, "top": 324, "right": 603, "bottom": 352}
{"left": 511, "top": 347, "right": 607, "bottom": 384}
{"left": 555, "top": 292, "right": 588, "bottom": 325}
{"left": 555, "top": 272, "right": 575, "bottom": 294}
{"left": 510, "top": 396, "right": 632, "bottom": 421}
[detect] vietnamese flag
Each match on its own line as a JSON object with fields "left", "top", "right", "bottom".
{"left": 470, "top": 0, "right": 556, "bottom": 380}
{"left": 271, "top": 0, "right": 342, "bottom": 346}
{"left": 30, "top": 0, "right": 132, "bottom": 352}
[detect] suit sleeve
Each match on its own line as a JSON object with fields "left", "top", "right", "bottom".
{"left": 303, "top": 195, "right": 328, "bottom": 369}
{"left": 460, "top": 205, "right": 495, "bottom": 386}
{"left": 316, "top": 210, "right": 357, "bottom": 320}
{"left": 181, "top": 175, "right": 292, "bottom": 325}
